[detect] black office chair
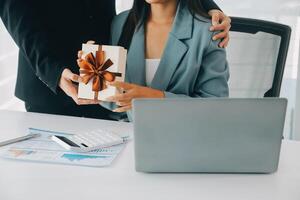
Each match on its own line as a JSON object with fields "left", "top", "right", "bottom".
{"left": 227, "top": 17, "right": 292, "bottom": 97}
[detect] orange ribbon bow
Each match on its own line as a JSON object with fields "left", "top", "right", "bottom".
{"left": 77, "top": 50, "right": 122, "bottom": 99}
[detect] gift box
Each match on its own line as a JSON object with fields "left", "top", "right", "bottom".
{"left": 78, "top": 43, "right": 127, "bottom": 101}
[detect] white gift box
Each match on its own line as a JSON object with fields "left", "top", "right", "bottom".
{"left": 78, "top": 43, "right": 127, "bottom": 101}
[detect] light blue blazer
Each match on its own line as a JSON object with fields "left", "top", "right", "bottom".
{"left": 104, "top": 1, "right": 229, "bottom": 119}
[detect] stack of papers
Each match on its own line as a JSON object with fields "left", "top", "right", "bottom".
{"left": 0, "top": 128, "right": 129, "bottom": 167}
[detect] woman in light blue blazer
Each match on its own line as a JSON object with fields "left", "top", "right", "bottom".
{"left": 105, "top": 0, "right": 229, "bottom": 118}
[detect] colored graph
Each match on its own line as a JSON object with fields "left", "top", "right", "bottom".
{"left": 62, "top": 154, "right": 107, "bottom": 162}
{"left": 9, "top": 149, "right": 35, "bottom": 157}
{"left": 0, "top": 128, "right": 125, "bottom": 167}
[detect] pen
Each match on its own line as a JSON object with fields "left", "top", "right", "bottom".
{"left": 0, "top": 133, "right": 41, "bottom": 147}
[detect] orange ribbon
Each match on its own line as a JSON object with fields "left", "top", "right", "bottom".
{"left": 77, "top": 50, "right": 122, "bottom": 99}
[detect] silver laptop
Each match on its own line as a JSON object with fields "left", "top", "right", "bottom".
{"left": 132, "top": 98, "right": 287, "bottom": 173}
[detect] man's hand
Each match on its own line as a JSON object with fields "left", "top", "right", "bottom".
{"left": 59, "top": 68, "right": 100, "bottom": 105}
{"left": 208, "top": 9, "right": 231, "bottom": 48}
{"left": 105, "top": 81, "right": 165, "bottom": 113}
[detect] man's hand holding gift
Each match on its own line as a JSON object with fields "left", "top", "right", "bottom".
{"left": 76, "top": 46, "right": 164, "bottom": 113}
{"left": 59, "top": 68, "right": 100, "bottom": 105}
{"left": 75, "top": 42, "right": 127, "bottom": 102}
{"left": 58, "top": 41, "right": 101, "bottom": 105}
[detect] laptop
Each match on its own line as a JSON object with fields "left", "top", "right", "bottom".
{"left": 132, "top": 98, "right": 287, "bottom": 173}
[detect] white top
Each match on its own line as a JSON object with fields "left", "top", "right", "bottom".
{"left": 145, "top": 59, "right": 160, "bottom": 86}
{"left": 0, "top": 110, "right": 300, "bottom": 200}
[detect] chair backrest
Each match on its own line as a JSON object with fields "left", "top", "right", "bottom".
{"left": 227, "top": 17, "right": 291, "bottom": 97}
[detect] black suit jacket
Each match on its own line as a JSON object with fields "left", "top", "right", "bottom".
{"left": 0, "top": 0, "right": 219, "bottom": 108}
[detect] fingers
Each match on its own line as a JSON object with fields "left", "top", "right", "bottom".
{"left": 78, "top": 50, "right": 83, "bottom": 59}
{"left": 213, "top": 30, "right": 228, "bottom": 41}
{"left": 212, "top": 25, "right": 230, "bottom": 48}
{"left": 66, "top": 82, "right": 79, "bottom": 100}
{"left": 87, "top": 40, "right": 95, "bottom": 44}
{"left": 209, "top": 10, "right": 222, "bottom": 27}
{"left": 63, "top": 82, "right": 81, "bottom": 105}
{"left": 60, "top": 68, "right": 101, "bottom": 105}
{"left": 211, "top": 13, "right": 220, "bottom": 26}
{"left": 67, "top": 84, "right": 100, "bottom": 105}
{"left": 219, "top": 36, "right": 230, "bottom": 48}
{"left": 62, "top": 68, "right": 82, "bottom": 83}
{"left": 72, "top": 97, "right": 100, "bottom": 105}
{"left": 105, "top": 92, "right": 131, "bottom": 102}
{"left": 77, "top": 40, "right": 95, "bottom": 59}
{"left": 111, "top": 96, "right": 132, "bottom": 112}
{"left": 67, "top": 82, "right": 100, "bottom": 105}
{"left": 211, "top": 21, "right": 231, "bottom": 32}
{"left": 210, "top": 10, "right": 231, "bottom": 32}
{"left": 116, "top": 101, "right": 131, "bottom": 107}
{"left": 77, "top": 99, "right": 101, "bottom": 105}
{"left": 113, "top": 105, "right": 132, "bottom": 113}
{"left": 107, "top": 81, "right": 134, "bottom": 91}
{"left": 69, "top": 88, "right": 100, "bottom": 105}
{"left": 209, "top": 14, "right": 231, "bottom": 48}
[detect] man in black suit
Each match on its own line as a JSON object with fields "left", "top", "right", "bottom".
{"left": 0, "top": 0, "right": 230, "bottom": 120}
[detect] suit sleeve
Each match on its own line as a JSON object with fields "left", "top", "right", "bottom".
{"left": 0, "top": 0, "right": 67, "bottom": 93}
{"left": 164, "top": 33, "right": 229, "bottom": 98}
{"left": 201, "top": 0, "right": 221, "bottom": 11}
{"left": 193, "top": 35, "right": 229, "bottom": 97}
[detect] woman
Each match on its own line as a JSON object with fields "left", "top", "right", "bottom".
{"left": 103, "top": 0, "right": 229, "bottom": 118}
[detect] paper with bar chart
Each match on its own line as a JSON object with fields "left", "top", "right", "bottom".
{"left": 0, "top": 128, "right": 127, "bottom": 167}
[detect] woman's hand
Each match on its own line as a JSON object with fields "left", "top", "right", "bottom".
{"left": 59, "top": 68, "right": 100, "bottom": 105}
{"left": 208, "top": 9, "right": 231, "bottom": 48}
{"left": 105, "top": 81, "right": 165, "bottom": 112}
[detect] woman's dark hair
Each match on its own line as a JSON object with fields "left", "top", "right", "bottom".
{"left": 118, "top": 0, "right": 208, "bottom": 49}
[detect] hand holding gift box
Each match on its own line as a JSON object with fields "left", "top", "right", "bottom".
{"left": 77, "top": 43, "right": 127, "bottom": 101}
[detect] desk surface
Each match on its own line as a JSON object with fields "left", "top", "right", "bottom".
{"left": 0, "top": 110, "right": 299, "bottom": 200}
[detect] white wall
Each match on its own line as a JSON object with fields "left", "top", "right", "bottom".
{"left": 0, "top": 20, "right": 24, "bottom": 111}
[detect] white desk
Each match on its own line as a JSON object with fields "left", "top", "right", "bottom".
{"left": 0, "top": 110, "right": 299, "bottom": 200}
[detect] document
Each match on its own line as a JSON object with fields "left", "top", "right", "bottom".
{"left": 0, "top": 128, "right": 128, "bottom": 167}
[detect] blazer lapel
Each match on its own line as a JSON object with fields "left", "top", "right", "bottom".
{"left": 151, "top": 1, "right": 193, "bottom": 91}
{"left": 150, "top": 36, "right": 187, "bottom": 91}
{"left": 126, "top": 25, "right": 146, "bottom": 86}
